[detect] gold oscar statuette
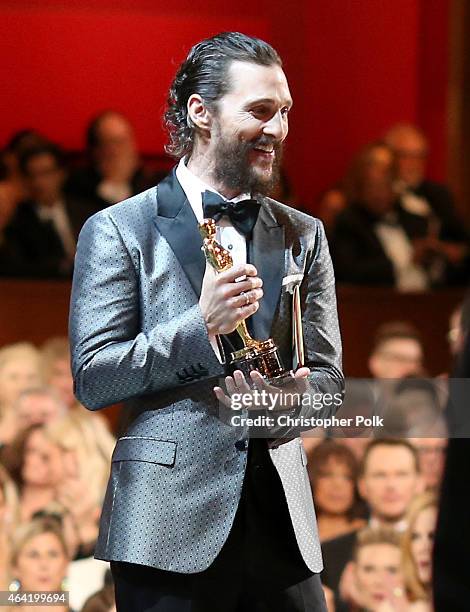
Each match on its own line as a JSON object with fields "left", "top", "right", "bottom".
{"left": 199, "top": 218, "right": 291, "bottom": 383}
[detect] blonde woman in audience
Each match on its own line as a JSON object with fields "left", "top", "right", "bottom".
{"left": 1, "top": 415, "right": 113, "bottom": 559}
{"left": 308, "top": 441, "right": 365, "bottom": 542}
{"left": 0, "top": 343, "right": 43, "bottom": 446}
{"left": 0, "top": 465, "right": 19, "bottom": 589}
{"left": 41, "top": 338, "right": 79, "bottom": 410}
{"left": 41, "top": 337, "right": 114, "bottom": 434}
{"left": 401, "top": 491, "right": 437, "bottom": 609}
{"left": 7, "top": 517, "right": 73, "bottom": 612}
{"left": 43, "top": 412, "right": 114, "bottom": 556}
{"left": 1, "top": 425, "right": 66, "bottom": 524}
{"left": 350, "top": 528, "right": 429, "bottom": 611}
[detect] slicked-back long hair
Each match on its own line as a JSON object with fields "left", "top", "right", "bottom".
{"left": 164, "top": 32, "right": 281, "bottom": 159}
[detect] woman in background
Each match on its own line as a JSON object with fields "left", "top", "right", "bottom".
{"left": 308, "top": 440, "right": 365, "bottom": 542}
{"left": 402, "top": 491, "right": 437, "bottom": 609}
{"left": 0, "top": 343, "right": 43, "bottom": 446}
{"left": 0, "top": 465, "right": 19, "bottom": 588}
{"left": 7, "top": 516, "right": 73, "bottom": 612}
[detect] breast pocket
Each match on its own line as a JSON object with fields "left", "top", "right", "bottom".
{"left": 112, "top": 437, "right": 177, "bottom": 467}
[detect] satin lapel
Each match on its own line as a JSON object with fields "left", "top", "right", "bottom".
{"left": 153, "top": 170, "right": 205, "bottom": 298}
{"left": 249, "top": 202, "right": 285, "bottom": 339}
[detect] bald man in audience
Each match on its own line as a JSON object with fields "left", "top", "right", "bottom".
{"left": 321, "top": 439, "right": 423, "bottom": 611}
{"left": 385, "top": 123, "right": 470, "bottom": 284}
{"left": 66, "top": 111, "right": 165, "bottom": 212}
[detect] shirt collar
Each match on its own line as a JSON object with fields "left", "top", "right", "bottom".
{"left": 368, "top": 516, "right": 407, "bottom": 533}
{"left": 35, "top": 200, "right": 64, "bottom": 222}
{"left": 175, "top": 157, "right": 249, "bottom": 223}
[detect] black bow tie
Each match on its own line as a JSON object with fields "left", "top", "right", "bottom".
{"left": 202, "top": 190, "right": 261, "bottom": 237}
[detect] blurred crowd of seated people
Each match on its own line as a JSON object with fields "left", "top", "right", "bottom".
{"left": 298, "top": 291, "right": 470, "bottom": 611}
{"left": 0, "top": 112, "right": 165, "bottom": 279}
{"left": 318, "top": 123, "right": 470, "bottom": 290}
{"left": 0, "top": 337, "right": 116, "bottom": 611}
{"left": 2, "top": 118, "right": 468, "bottom": 289}
{"left": 1, "top": 291, "right": 467, "bottom": 611}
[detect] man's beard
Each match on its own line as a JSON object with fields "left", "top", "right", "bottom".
{"left": 212, "top": 133, "right": 283, "bottom": 196}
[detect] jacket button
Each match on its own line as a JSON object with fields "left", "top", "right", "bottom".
{"left": 235, "top": 439, "right": 248, "bottom": 451}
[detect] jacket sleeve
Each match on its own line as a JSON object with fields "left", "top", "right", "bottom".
{"left": 303, "top": 220, "right": 344, "bottom": 398}
{"left": 69, "top": 211, "right": 224, "bottom": 410}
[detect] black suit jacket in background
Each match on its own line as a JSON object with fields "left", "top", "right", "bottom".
{"left": 0, "top": 196, "right": 94, "bottom": 278}
{"left": 321, "top": 530, "right": 358, "bottom": 612}
{"left": 66, "top": 164, "right": 166, "bottom": 213}
{"left": 412, "top": 180, "right": 469, "bottom": 244}
{"left": 330, "top": 202, "right": 429, "bottom": 287}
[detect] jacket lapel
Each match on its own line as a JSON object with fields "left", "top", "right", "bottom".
{"left": 153, "top": 170, "right": 205, "bottom": 298}
{"left": 249, "top": 200, "right": 285, "bottom": 340}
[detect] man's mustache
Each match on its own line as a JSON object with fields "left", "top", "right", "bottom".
{"left": 247, "top": 137, "right": 283, "bottom": 156}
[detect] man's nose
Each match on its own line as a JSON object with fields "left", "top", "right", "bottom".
{"left": 263, "top": 111, "right": 287, "bottom": 140}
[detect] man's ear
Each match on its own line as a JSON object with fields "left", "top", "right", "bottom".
{"left": 187, "top": 94, "right": 213, "bottom": 132}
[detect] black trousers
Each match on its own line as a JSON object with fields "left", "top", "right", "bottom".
{"left": 111, "top": 439, "right": 326, "bottom": 612}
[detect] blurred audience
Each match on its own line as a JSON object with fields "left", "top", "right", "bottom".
{"left": 41, "top": 337, "right": 77, "bottom": 409}
{"left": 8, "top": 517, "right": 72, "bottom": 612}
{"left": 368, "top": 322, "right": 425, "bottom": 380}
{"left": 2, "top": 425, "right": 67, "bottom": 524}
{"left": 408, "top": 438, "right": 447, "bottom": 492}
{"left": 321, "top": 439, "right": 423, "bottom": 609}
{"left": 331, "top": 136, "right": 470, "bottom": 290}
{"left": 1, "top": 143, "right": 94, "bottom": 278}
{"left": 381, "top": 378, "right": 443, "bottom": 439}
{"left": 66, "top": 111, "right": 163, "bottom": 212}
{"left": 332, "top": 142, "right": 440, "bottom": 291}
{"left": 16, "top": 387, "right": 67, "bottom": 430}
{"left": 317, "top": 187, "right": 347, "bottom": 238}
{"left": 0, "top": 131, "right": 49, "bottom": 274}
{"left": 0, "top": 343, "right": 43, "bottom": 447}
{"left": 385, "top": 123, "right": 470, "bottom": 286}
{"left": 402, "top": 491, "right": 438, "bottom": 609}
{"left": 40, "top": 336, "right": 115, "bottom": 437}
{"left": 349, "top": 528, "right": 429, "bottom": 611}
{"left": 308, "top": 441, "right": 366, "bottom": 542}
{"left": 1, "top": 413, "right": 113, "bottom": 560}
{"left": 0, "top": 465, "right": 19, "bottom": 589}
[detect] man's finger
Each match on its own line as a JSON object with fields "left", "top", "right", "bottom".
{"left": 213, "top": 386, "right": 232, "bottom": 408}
{"left": 219, "top": 264, "right": 258, "bottom": 283}
{"left": 233, "top": 370, "right": 251, "bottom": 393}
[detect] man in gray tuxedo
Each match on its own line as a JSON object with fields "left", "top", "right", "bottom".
{"left": 70, "top": 32, "right": 343, "bottom": 611}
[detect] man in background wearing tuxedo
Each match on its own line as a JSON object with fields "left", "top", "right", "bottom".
{"left": 70, "top": 32, "right": 343, "bottom": 611}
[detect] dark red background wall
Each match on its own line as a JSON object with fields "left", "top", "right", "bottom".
{"left": 0, "top": 0, "right": 450, "bottom": 210}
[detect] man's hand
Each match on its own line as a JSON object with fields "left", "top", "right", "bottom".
{"left": 199, "top": 263, "right": 263, "bottom": 335}
{"left": 214, "top": 367, "right": 311, "bottom": 410}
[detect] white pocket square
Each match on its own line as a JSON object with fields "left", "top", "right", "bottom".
{"left": 282, "top": 273, "right": 304, "bottom": 293}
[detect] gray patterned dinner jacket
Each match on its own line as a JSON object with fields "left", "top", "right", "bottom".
{"left": 69, "top": 170, "right": 343, "bottom": 574}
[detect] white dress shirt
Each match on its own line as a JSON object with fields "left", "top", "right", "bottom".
{"left": 36, "top": 200, "right": 76, "bottom": 261}
{"left": 175, "top": 158, "right": 251, "bottom": 361}
{"left": 374, "top": 213, "right": 428, "bottom": 292}
{"left": 176, "top": 157, "right": 249, "bottom": 268}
